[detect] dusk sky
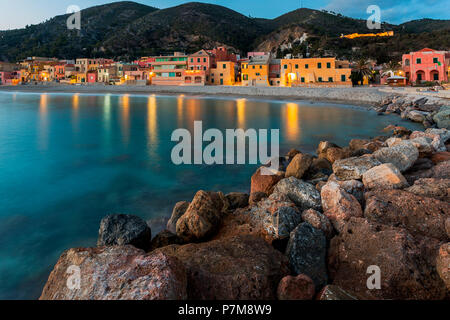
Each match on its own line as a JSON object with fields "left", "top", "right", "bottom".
{"left": 0, "top": 0, "right": 449, "bottom": 30}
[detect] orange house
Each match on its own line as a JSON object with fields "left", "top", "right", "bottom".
{"left": 247, "top": 55, "right": 270, "bottom": 86}
{"left": 209, "top": 61, "right": 235, "bottom": 85}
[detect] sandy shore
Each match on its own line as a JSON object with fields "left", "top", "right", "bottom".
{"left": 0, "top": 84, "right": 398, "bottom": 106}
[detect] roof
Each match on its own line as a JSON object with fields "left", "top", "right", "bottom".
{"left": 249, "top": 55, "right": 270, "bottom": 65}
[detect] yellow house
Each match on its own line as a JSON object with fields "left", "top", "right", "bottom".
{"left": 247, "top": 55, "right": 270, "bottom": 86}
{"left": 210, "top": 61, "right": 235, "bottom": 85}
{"left": 280, "top": 57, "right": 352, "bottom": 86}
{"left": 240, "top": 60, "right": 249, "bottom": 86}
{"left": 76, "top": 73, "right": 87, "bottom": 83}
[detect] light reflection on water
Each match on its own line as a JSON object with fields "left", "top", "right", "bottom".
{"left": 0, "top": 92, "right": 422, "bottom": 299}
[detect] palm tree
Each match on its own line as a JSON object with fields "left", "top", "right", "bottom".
{"left": 382, "top": 60, "right": 401, "bottom": 78}
{"left": 352, "top": 58, "right": 372, "bottom": 85}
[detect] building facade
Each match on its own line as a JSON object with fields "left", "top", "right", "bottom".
{"left": 151, "top": 52, "right": 188, "bottom": 86}
{"left": 402, "top": 48, "right": 450, "bottom": 83}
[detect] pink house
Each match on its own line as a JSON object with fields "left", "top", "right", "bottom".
{"left": 87, "top": 71, "right": 97, "bottom": 83}
{"left": 402, "top": 48, "right": 450, "bottom": 83}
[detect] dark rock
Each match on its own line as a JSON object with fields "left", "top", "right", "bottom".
{"left": 301, "top": 209, "right": 334, "bottom": 240}
{"left": 97, "top": 214, "right": 152, "bottom": 251}
{"left": 285, "top": 223, "right": 328, "bottom": 289}
{"left": 286, "top": 148, "right": 301, "bottom": 160}
{"left": 249, "top": 191, "right": 267, "bottom": 205}
{"left": 167, "top": 201, "right": 190, "bottom": 234}
{"left": 406, "top": 178, "right": 450, "bottom": 202}
{"left": 404, "top": 160, "right": 450, "bottom": 185}
{"left": 317, "top": 285, "right": 357, "bottom": 300}
{"left": 277, "top": 274, "right": 315, "bottom": 300}
{"left": 150, "top": 230, "right": 184, "bottom": 251}
{"left": 225, "top": 192, "right": 249, "bottom": 209}
{"left": 273, "top": 177, "right": 321, "bottom": 211}
{"left": 436, "top": 243, "right": 450, "bottom": 290}
{"left": 285, "top": 153, "right": 313, "bottom": 179}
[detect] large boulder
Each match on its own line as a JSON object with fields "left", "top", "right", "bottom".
{"left": 176, "top": 191, "right": 228, "bottom": 242}
{"left": 328, "top": 217, "right": 446, "bottom": 300}
{"left": 321, "top": 181, "right": 363, "bottom": 232}
{"left": 406, "top": 110, "right": 428, "bottom": 123}
{"left": 332, "top": 156, "right": 382, "bottom": 180}
{"left": 285, "top": 153, "right": 313, "bottom": 179}
{"left": 277, "top": 274, "right": 315, "bottom": 300}
{"left": 362, "top": 163, "right": 409, "bottom": 190}
{"left": 167, "top": 201, "right": 190, "bottom": 234}
{"left": 97, "top": 214, "right": 152, "bottom": 251}
{"left": 325, "top": 147, "right": 349, "bottom": 164}
{"left": 329, "top": 175, "right": 365, "bottom": 206}
{"left": 40, "top": 246, "right": 187, "bottom": 300}
{"left": 431, "top": 151, "right": 450, "bottom": 164}
{"left": 301, "top": 209, "right": 334, "bottom": 240}
{"left": 410, "top": 129, "right": 449, "bottom": 152}
{"left": 317, "top": 141, "right": 340, "bottom": 156}
{"left": 364, "top": 189, "right": 450, "bottom": 241}
{"left": 285, "top": 223, "right": 328, "bottom": 289}
{"left": 404, "top": 160, "right": 450, "bottom": 185}
{"left": 409, "top": 136, "right": 435, "bottom": 156}
{"left": 157, "top": 235, "right": 290, "bottom": 300}
{"left": 272, "top": 177, "right": 321, "bottom": 211}
{"left": 372, "top": 141, "right": 419, "bottom": 172}
{"left": 250, "top": 167, "right": 284, "bottom": 196}
{"left": 433, "top": 107, "right": 450, "bottom": 129}
{"left": 436, "top": 243, "right": 450, "bottom": 290}
{"left": 406, "top": 178, "right": 450, "bottom": 202}
{"left": 225, "top": 192, "right": 249, "bottom": 210}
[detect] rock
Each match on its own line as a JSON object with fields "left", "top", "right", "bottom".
{"left": 436, "top": 243, "right": 450, "bottom": 290}
{"left": 383, "top": 125, "right": 411, "bottom": 137}
{"left": 97, "top": 214, "right": 152, "bottom": 251}
{"left": 273, "top": 177, "right": 321, "bottom": 211}
{"left": 349, "top": 139, "right": 382, "bottom": 152}
{"left": 406, "top": 178, "right": 450, "bottom": 202}
{"left": 372, "top": 141, "right": 419, "bottom": 172}
{"left": 407, "top": 110, "right": 429, "bottom": 123}
{"left": 404, "top": 160, "right": 450, "bottom": 185}
{"left": 433, "top": 108, "right": 450, "bottom": 129}
{"left": 285, "top": 153, "right": 313, "bottom": 179}
{"left": 285, "top": 223, "right": 328, "bottom": 289}
{"left": 277, "top": 274, "right": 315, "bottom": 300}
{"left": 446, "top": 218, "right": 450, "bottom": 238}
{"left": 316, "top": 181, "right": 327, "bottom": 192}
{"left": 364, "top": 189, "right": 450, "bottom": 241}
{"left": 157, "top": 235, "right": 290, "bottom": 300}
{"left": 176, "top": 191, "right": 228, "bottom": 242}
{"left": 362, "top": 163, "right": 409, "bottom": 190}
{"left": 286, "top": 148, "right": 300, "bottom": 160}
{"left": 326, "top": 147, "right": 349, "bottom": 164}
{"left": 332, "top": 156, "right": 382, "bottom": 180}
{"left": 409, "top": 137, "right": 435, "bottom": 156}
{"left": 410, "top": 129, "right": 449, "bottom": 152}
{"left": 317, "top": 141, "right": 340, "bottom": 156}
{"left": 321, "top": 181, "right": 363, "bottom": 232}
{"left": 328, "top": 217, "right": 446, "bottom": 300}
{"left": 167, "top": 201, "right": 190, "bottom": 234}
{"left": 150, "top": 230, "right": 185, "bottom": 251}
{"left": 317, "top": 285, "right": 357, "bottom": 300}
{"left": 301, "top": 209, "right": 334, "bottom": 240}
{"left": 334, "top": 178, "right": 365, "bottom": 206}
{"left": 431, "top": 151, "right": 450, "bottom": 164}
{"left": 385, "top": 137, "right": 403, "bottom": 147}
{"left": 40, "top": 246, "right": 187, "bottom": 300}
{"left": 225, "top": 192, "right": 249, "bottom": 209}
{"left": 350, "top": 148, "right": 372, "bottom": 157}
{"left": 249, "top": 192, "right": 267, "bottom": 205}
{"left": 250, "top": 167, "right": 284, "bottom": 196}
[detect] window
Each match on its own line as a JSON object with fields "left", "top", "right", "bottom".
{"left": 341, "top": 75, "right": 346, "bottom": 82}
{"left": 197, "top": 58, "right": 200, "bottom": 63}
{"left": 243, "top": 75, "right": 248, "bottom": 80}
{"left": 256, "top": 73, "right": 260, "bottom": 76}
{"left": 260, "top": 65, "right": 262, "bottom": 69}
{"left": 328, "top": 77, "right": 333, "bottom": 82}
{"left": 204, "top": 58, "right": 206, "bottom": 63}
{"left": 284, "top": 64, "right": 288, "bottom": 69}
{"left": 318, "top": 63, "right": 322, "bottom": 69}
{"left": 223, "top": 64, "right": 227, "bottom": 69}
{"left": 318, "top": 77, "right": 323, "bottom": 82}
{"left": 305, "top": 64, "right": 309, "bottom": 69}
{"left": 327, "top": 62, "right": 331, "bottom": 69}
{"left": 295, "top": 64, "right": 298, "bottom": 69}
{"left": 433, "top": 73, "right": 439, "bottom": 81}
{"left": 301, "top": 77, "right": 305, "bottom": 83}
{"left": 252, "top": 66, "right": 255, "bottom": 69}
{"left": 433, "top": 57, "right": 439, "bottom": 63}
{"left": 220, "top": 73, "right": 223, "bottom": 76}
{"left": 405, "top": 59, "right": 410, "bottom": 66}
{"left": 203, "top": 66, "right": 206, "bottom": 71}
{"left": 191, "top": 58, "right": 194, "bottom": 63}
{"left": 416, "top": 58, "right": 421, "bottom": 64}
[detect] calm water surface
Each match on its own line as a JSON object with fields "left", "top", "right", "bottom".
{"left": 0, "top": 91, "right": 421, "bottom": 299}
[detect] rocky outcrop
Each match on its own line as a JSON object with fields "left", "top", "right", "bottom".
{"left": 362, "top": 163, "right": 409, "bottom": 190}
{"left": 97, "top": 214, "right": 152, "bottom": 251}
{"left": 176, "top": 191, "right": 228, "bottom": 242}
{"left": 372, "top": 141, "right": 419, "bottom": 172}
{"left": 167, "top": 201, "right": 190, "bottom": 234}
{"left": 272, "top": 177, "right": 321, "bottom": 211}
{"left": 157, "top": 235, "right": 289, "bottom": 300}
{"left": 328, "top": 218, "right": 446, "bottom": 300}
{"left": 321, "top": 181, "right": 363, "bottom": 232}
{"left": 285, "top": 153, "right": 313, "bottom": 179}
{"left": 277, "top": 274, "right": 315, "bottom": 300}
{"left": 285, "top": 223, "right": 328, "bottom": 289}
{"left": 40, "top": 246, "right": 187, "bottom": 300}
{"left": 364, "top": 189, "right": 450, "bottom": 241}
{"left": 332, "top": 156, "right": 381, "bottom": 180}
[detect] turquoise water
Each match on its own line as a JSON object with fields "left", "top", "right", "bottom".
{"left": 0, "top": 91, "right": 421, "bottom": 299}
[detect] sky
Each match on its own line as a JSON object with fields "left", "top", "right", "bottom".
{"left": 0, "top": 0, "right": 449, "bottom": 30}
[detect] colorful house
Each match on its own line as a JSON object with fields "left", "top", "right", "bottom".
{"left": 210, "top": 61, "right": 235, "bottom": 85}
{"left": 183, "top": 50, "right": 212, "bottom": 85}
{"left": 247, "top": 55, "right": 271, "bottom": 86}
{"left": 87, "top": 71, "right": 98, "bottom": 83}
{"left": 151, "top": 52, "right": 188, "bottom": 86}
{"left": 239, "top": 59, "right": 250, "bottom": 86}
{"left": 269, "top": 59, "right": 281, "bottom": 86}
{"left": 280, "top": 57, "right": 352, "bottom": 86}
{"left": 402, "top": 48, "right": 450, "bottom": 83}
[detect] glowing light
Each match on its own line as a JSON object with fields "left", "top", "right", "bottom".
{"left": 147, "top": 95, "right": 158, "bottom": 150}
{"left": 285, "top": 103, "right": 300, "bottom": 142}
{"left": 236, "top": 98, "right": 246, "bottom": 128}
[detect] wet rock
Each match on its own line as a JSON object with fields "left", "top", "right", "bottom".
{"left": 225, "top": 192, "right": 249, "bottom": 210}
{"left": 321, "top": 181, "right": 363, "bottom": 232}
{"left": 431, "top": 151, "right": 450, "bottom": 164}
{"left": 176, "top": 191, "right": 228, "bottom": 242}
{"left": 285, "top": 153, "right": 313, "bottom": 179}
{"left": 364, "top": 189, "right": 450, "bottom": 241}
{"left": 317, "top": 285, "right": 357, "bottom": 300}
{"left": 372, "top": 141, "right": 419, "bottom": 172}
{"left": 436, "top": 243, "right": 450, "bottom": 290}
{"left": 301, "top": 209, "right": 334, "bottom": 240}
{"left": 277, "top": 274, "right": 315, "bottom": 300}
{"left": 285, "top": 223, "right": 328, "bottom": 289}
{"left": 407, "top": 110, "right": 429, "bottom": 123}
{"left": 406, "top": 178, "right": 450, "bottom": 202}
{"left": 273, "top": 177, "right": 321, "bottom": 211}
{"left": 250, "top": 167, "right": 284, "bottom": 196}
{"left": 150, "top": 230, "right": 185, "bottom": 251}
{"left": 383, "top": 125, "right": 411, "bottom": 137}
{"left": 157, "top": 235, "right": 290, "bottom": 300}
{"left": 167, "top": 201, "right": 190, "bottom": 234}
{"left": 40, "top": 246, "right": 187, "bottom": 300}
{"left": 317, "top": 141, "right": 340, "bottom": 156}
{"left": 97, "top": 214, "right": 152, "bottom": 251}
{"left": 328, "top": 217, "right": 446, "bottom": 300}
{"left": 362, "top": 163, "right": 409, "bottom": 190}
{"left": 332, "top": 156, "right": 382, "bottom": 180}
